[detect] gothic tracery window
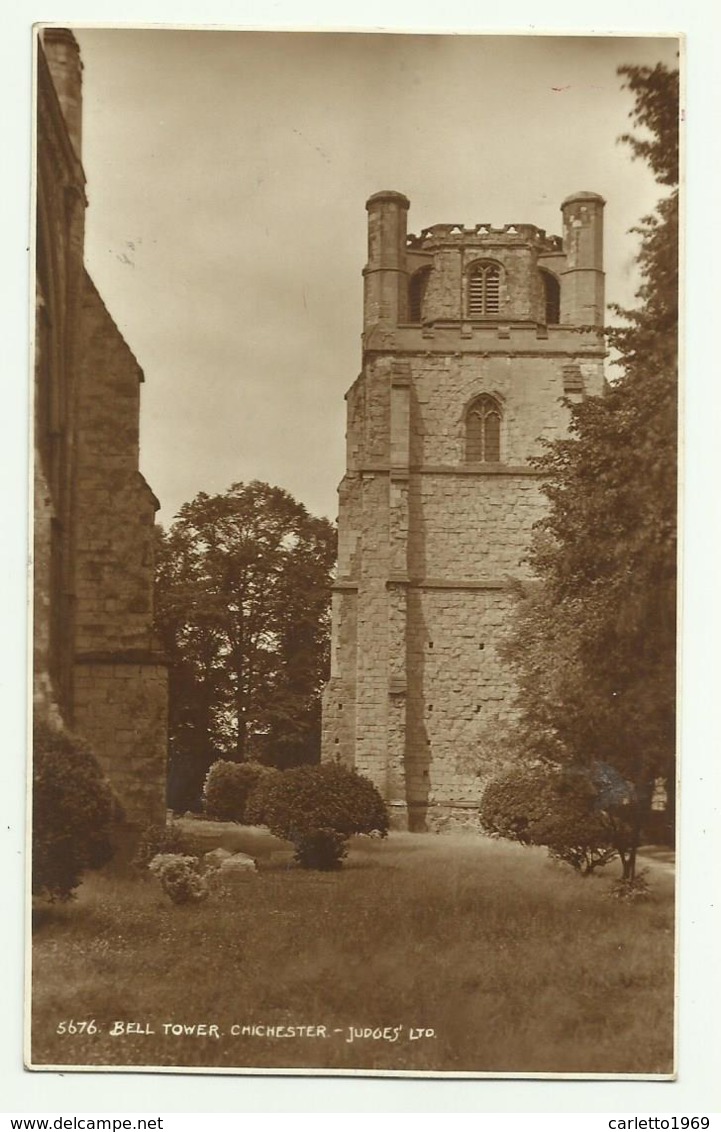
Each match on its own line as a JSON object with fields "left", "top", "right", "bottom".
{"left": 465, "top": 394, "right": 502, "bottom": 463}
{"left": 467, "top": 261, "right": 501, "bottom": 317}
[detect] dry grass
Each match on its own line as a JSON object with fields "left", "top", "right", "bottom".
{"left": 30, "top": 829, "right": 675, "bottom": 1075}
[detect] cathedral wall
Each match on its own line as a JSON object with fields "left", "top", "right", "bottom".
{"left": 34, "top": 32, "right": 168, "bottom": 834}
{"left": 74, "top": 276, "right": 160, "bottom": 655}
{"left": 35, "top": 42, "right": 87, "bottom": 718}
{"left": 33, "top": 459, "right": 63, "bottom": 727}
{"left": 73, "top": 661, "right": 168, "bottom": 828}
{"left": 70, "top": 275, "right": 168, "bottom": 828}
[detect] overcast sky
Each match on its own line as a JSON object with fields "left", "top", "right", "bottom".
{"left": 73, "top": 30, "right": 679, "bottom": 525}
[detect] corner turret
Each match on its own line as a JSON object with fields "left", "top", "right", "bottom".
{"left": 560, "top": 191, "right": 605, "bottom": 326}
{"left": 363, "top": 190, "right": 410, "bottom": 332}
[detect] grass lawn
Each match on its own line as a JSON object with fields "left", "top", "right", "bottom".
{"left": 30, "top": 827, "right": 675, "bottom": 1076}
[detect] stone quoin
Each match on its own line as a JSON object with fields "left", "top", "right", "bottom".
{"left": 321, "top": 189, "right": 606, "bottom": 831}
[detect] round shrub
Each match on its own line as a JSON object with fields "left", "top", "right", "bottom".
{"left": 260, "top": 762, "right": 389, "bottom": 839}
{"left": 252, "top": 762, "right": 389, "bottom": 868}
{"left": 203, "top": 759, "right": 273, "bottom": 823}
{"left": 148, "top": 853, "right": 208, "bottom": 905}
{"left": 479, "top": 766, "right": 554, "bottom": 845}
{"left": 480, "top": 764, "right": 620, "bottom": 875}
{"left": 32, "top": 719, "right": 115, "bottom": 901}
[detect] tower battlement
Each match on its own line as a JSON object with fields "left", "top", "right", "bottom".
{"left": 407, "top": 223, "right": 563, "bottom": 253}
{"left": 364, "top": 190, "right": 605, "bottom": 334}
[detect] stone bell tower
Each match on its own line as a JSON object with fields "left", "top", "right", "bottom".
{"left": 321, "top": 189, "right": 606, "bottom": 831}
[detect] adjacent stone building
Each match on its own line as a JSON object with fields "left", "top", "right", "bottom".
{"left": 34, "top": 29, "right": 167, "bottom": 829}
{"left": 321, "top": 189, "right": 606, "bottom": 830}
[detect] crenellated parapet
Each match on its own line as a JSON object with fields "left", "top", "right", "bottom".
{"left": 406, "top": 224, "right": 564, "bottom": 254}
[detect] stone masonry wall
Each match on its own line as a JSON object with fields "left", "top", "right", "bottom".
{"left": 410, "top": 352, "right": 600, "bottom": 464}
{"left": 73, "top": 661, "right": 168, "bottom": 827}
{"left": 71, "top": 272, "right": 168, "bottom": 826}
{"left": 322, "top": 192, "right": 605, "bottom": 830}
{"left": 321, "top": 588, "right": 358, "bottom": 767}
{"left": 405, "top": 588, "right": 521, "bottom": 822}
{"left": 352, "top": 474, "right": 391, "bottom": 796}
{"left": 346, "top": 362, "right": 391, "bottom": 468}
{"left": 74, "top": 274, "right": 160, "bottom": 655}
{"left": 407, "top": 474, "right": 545, "bottom": 580}
{"left": 35, "top": 33, "right": 168, "bottom": 833}
{"left": 35, "top": 41, "right": 87, "bottom": 719}
{"left": 421, "top": 243, "right": 557, "bottom": 325}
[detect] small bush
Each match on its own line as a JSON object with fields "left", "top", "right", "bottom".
{"left": 480, "top": 764, "right": 621, "bottom": 875}
{"left": 606, "top": 869, "right": 651, "bottom": 903}
{"left": 133, "top": 822, "right": 204, "bottom": 872}
{"left": 32, "top": 719, "right": 115, "bottom": 901}
{"left": 148, "top": 853, "right": 208, "bottom": 904}
{"left": 480, "top": 766, "right": 554, "bottom": 845}
{"left": 251, "top": 762, "right": 389, "bottom": 868}
{"left": 203, "top": 759, "right": 276, "bottom": 823}
{"left": 293, "top": 828, "right": 348, "bottom": 870}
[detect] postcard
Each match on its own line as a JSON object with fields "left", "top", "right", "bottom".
{"left": 29, "top": 25, "right": 679, "bottom": 1078}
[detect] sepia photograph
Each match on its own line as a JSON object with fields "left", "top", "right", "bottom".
{"left": 29, "top": 25, "right": 679, "bottom": 1077}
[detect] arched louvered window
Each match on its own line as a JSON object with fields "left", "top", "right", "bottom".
{"left": 540, "top": 269, "right": 561, "bottom": 324}
{"left": 467, "top": 262, "right": 501, "bottom": 317}
{"left": 408, "top": 266, "right": 431, "bottom": 323}
{"left": 466, "top": 394, "right": 502, "bottom": 463}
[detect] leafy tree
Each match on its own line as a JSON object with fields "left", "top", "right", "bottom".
{"left": 501, "top": 62, "right": 679, "bottom": 877}
{"left": 155, "top": 481, "right": 336, "bottom": 808}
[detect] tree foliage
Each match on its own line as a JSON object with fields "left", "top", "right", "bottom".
{"left": 501, "top": 62, "right": 679, "bottom": 870}
{"left": 155, "top": 481, "right": 336, "bottom": 808}
{"left": 33, "top": 719, "right": 115, "bottom": 900}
